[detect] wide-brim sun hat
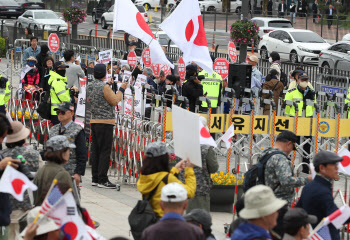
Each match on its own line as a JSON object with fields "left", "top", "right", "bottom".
{"left": 239, "top": 185, "right": 287, "bottom": 219}
{"left": 26, "top": 56, "right": 37, "bottom": 62}
{"left": 6, "top": 121, "right": 30, "bottom": 143}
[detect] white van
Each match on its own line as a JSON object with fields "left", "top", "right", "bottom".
{"left": 198, "top": 0, "right": 242, "bottom": 13}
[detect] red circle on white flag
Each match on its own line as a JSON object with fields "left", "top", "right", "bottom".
{"left": 11, "top": 178, "right": 25, "bottom": 194}
{"left": 341, "top": 156, "right": 350, "bottom": 167}
{"left": 200, "top": 127, "right": 211, "bottom": 138}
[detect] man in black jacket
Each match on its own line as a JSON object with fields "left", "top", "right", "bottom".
{"left": 312, "top": 0, "right": 318, "bottom": 23}
{"left": 325, "top": 4, "right": 334, "bottom": 29}
{"left": 182, "top": 64, "right": 203, "bottom": 112}
{"left": 278, "top": 0, "right": 287, "bottom": 17}
{"left": 267, "top": 0, "right": 273, "bottom": 16}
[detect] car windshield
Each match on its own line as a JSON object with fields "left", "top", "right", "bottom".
{"left": 27, "top": 0, "right": 42, "bottom": 2}
{"left": 136, "top": 6, "right": 145, "bottom": 12}
{"left": 34, "top": 11, "right": 58, "bottom": 19}
{"left": 268, "top": 21, "right": 293, "bottom": 28}
{"left": 158, "top": 34, "right": 174, "bottom": 45}
{"left": 290, "top": 32, "right": 325, "bottom": 43}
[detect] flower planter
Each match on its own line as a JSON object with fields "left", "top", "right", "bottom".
{"left": 210, "top": 184, "right": 244, "bottom": 213}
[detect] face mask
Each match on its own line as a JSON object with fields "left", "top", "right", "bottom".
{"left": 28, "top": 61, "right": 35, "bottom": 67}
{"left": 56, "top": 69, "right": 66, "bottom": 77}
{"left": 299, "top": 81, "right": 308, "bottom": 88}
{"left": 269, "top": 57, "right": 273, "bottom": 63}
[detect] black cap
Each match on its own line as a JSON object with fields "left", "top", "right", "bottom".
{"left": 53, "top": 61, "right": 69, "bottom": 71}
{"left": 129, "top": 41, "right": 137, "bottom": 46}
{"left": 94, "top": 63, "right": 107, "bottom": 79}
{"left": 184, "top": 209, "right": 212, "bottom": 229}
{"left": 292, "top": 69, "right": 304, "bottom": 77}
{"left": 276, "top": 130, "right": 298, "bottom": 150}
{"left": 54, "top": 102, "right": 74, "bottom": 112}
{"left": 186, "top": 64, "right": 197, "bottom": 72}
{"left": 283, "top": 208, "right": 317, "bottom": 229}
{"left": 313, "top": 150, "right": 343, "bottom": 168}
{"left": 298, "top": 72, "right": 309, "bottom": 80}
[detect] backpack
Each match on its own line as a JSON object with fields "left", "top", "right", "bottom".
{"left": 37, "top": 90, "right": 51, "bottom": 120}
{"left": 128, "top": 174, "right": 169, "bottom": 240}
{"left": 243, "top": 150, "right": 285, "bottom": 192}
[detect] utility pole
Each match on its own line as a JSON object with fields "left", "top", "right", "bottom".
{"left": 239, "top": 0, "right": 250, "bottom": 63}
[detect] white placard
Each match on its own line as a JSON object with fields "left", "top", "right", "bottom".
{"left": 136, "top": 74, "right": 147, "bottom": 85}
{"left": 99, "top": 49, "right": 113, "bottom": 64}
{"left": 122, "top": 70, "right": 132, "bottom": 83}
{"left": 172, "top": 105, "right": 202, "bottom": 167}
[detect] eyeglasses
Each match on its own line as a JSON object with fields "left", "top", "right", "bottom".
{"left": 56, "top": 110, "right": 71, "bottom": 115}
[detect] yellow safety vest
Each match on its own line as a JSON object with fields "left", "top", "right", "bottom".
{"left": 48, "top": 71, "right": 71, "bottom": 115}
{"left": 0, "top": 77, "right": 10, "bottom": 106}
{"left": 345, "top": 87, "right": 350, "bottom": 118}
{"left": 284, "top": 88, "right": 316, "bottom": 117}
{"left": 198, "top": 70, "right": 222, "bottom": 108}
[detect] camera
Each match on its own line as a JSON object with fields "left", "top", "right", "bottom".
{"left": 14, "top": 155, "right": 34, "bottom": 180}
{"left": 70, "top": 88, "right": 79, "bottom": 98}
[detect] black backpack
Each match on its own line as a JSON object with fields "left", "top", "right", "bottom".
{"left": 128, "top": 174, "right": 169, "bottom": 240}
{"left": 37, "top": 90, "right": 51, "bottom": 120}
{"left": 243, "top": 151, "right": 285, "bottom": 192}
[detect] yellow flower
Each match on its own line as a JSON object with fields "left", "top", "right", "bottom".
{"left": 220, "top": 171, "right": 224, "bottom": 176}
{"left": 217, "top": 180, "right": 222, "bottom": 184}
{"left": 214, "top": 172, "right": 218, "bottom": 176}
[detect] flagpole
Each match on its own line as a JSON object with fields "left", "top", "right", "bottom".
{"left": 33, "top": 179, "right": 58, "bottom": 224}
{"left": 308, "top": 219, "right": 326, "bottom": 238}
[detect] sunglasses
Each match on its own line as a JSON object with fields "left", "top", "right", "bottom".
{"left": 56, "top": 110, "right": 71, "bottom": 115}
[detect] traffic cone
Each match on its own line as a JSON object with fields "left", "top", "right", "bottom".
{"left": 149, "top": 14, "right": 153, "bottom": 23}
{"left": 145, "top": 4, "right": 148, "bottom": 11}
{"left": 155, "top": 5, "right": 157, "bottom": 11}
{"left": 166, "top": 4, "right": 169, "bottom": 11}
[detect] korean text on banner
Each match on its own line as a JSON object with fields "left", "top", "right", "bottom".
{"left": 99, "top": 50, "right": 113, "bottom": 64}
{"left": 172, "top": 105, "right": 202, "bottom": 167}
{"left": 122, "top": 71, "right": 132, "bottom": 83}
{"left": 76, "top": 78, "right": 86, "bottom": 117}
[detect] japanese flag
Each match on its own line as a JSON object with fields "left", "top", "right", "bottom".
{"left": 199, "top": 120, "right": 216, "bottom": 147}
{"left": 220, "top": 124, "right": 235, "bottom": 149}
{"left": 0, "top": 165, "right": 37, "bottom": 201}
{"left": 338, "top": 148, "right": 350, "bottom": 176}
{"left": 323, "top": 205, "right": 350, "bottom": 229}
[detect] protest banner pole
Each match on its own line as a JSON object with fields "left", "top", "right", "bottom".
{"left": 308, "top": 219, "right": 325, "bottom": 238}
{"left": 292, "top": 110, "right": 299, "bottom": 166}
{"left": 10, "top": 49, "right": 13, "bottom": 86}
{"left": 336, "top": 111, "right": 341, "bottom": 153}
{"left": 33, "top": 179, "right": 58, "bottom": 223}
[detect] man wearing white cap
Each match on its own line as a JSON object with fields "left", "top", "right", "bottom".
{"left": 141, "top": 183, "right": 205, "bottom": 240}
{"left": 231, "top": 185, "right": 287, "bottom": 240}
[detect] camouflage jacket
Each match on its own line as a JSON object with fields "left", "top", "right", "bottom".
{"left": 263, "top": 147, "right": 308, "bottom": 206}
{"left": 86, "top": 80, "right": 115, "bottom": 120}
{"left": 49, "top": 122, "right": 84, "bottom": 176}
{"left": 0, "top": 146, "right": 41, "bottom": 211}
{"left": 179, "top": 146, "right": 219, "bottom": 196}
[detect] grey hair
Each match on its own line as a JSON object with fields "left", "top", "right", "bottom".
{"left": 122, "top": 64, "right": 130, "bottom": 71}
{"left": 143, "top": 67, "right": 153, "bottom": 75}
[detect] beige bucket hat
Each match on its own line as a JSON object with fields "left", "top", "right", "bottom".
{"left": 26, "top": 56, "right": 37, "bottom": 62}
{"left": 239, "top": 185, "right": 287, "bottom": 219}
{"left": 6, "top": 121, "right": 30, "bottom": 143}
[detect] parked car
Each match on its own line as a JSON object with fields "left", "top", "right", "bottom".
{"left": 342, "top": 34, "right": 350, "bottom": 41}
{"left": 134, "top": 0, "right": 176, "bottom": 9}
{"left": 319, "top": 41, "right": 350, "bottom": 72}
{"left": 251, "top": 17, "right": 293, "bottom": 38}
{"left": 258, "top": 29, "right": 330, "bottom": 64}
{"left": 198, "top": 0, "right": 242, "bottom": 13}
{"left": 14, "top": 0, "right": 45, "bottom": 13}
{"left": 154, "top": 31, "right": 176, "bottom": 47}
{"left": 101, "top": 5, "right": 148, "bottom": 29}
{"left": 0, "top": 0, "right": 22, "bottom": 19}
{"left": 18, "top": 10, "right": 68, "bottom": 31}
{"left": 91, "top": 0, "right": 113, "bottom": 24}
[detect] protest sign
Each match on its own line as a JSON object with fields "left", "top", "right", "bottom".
{"left": 98, "top": 50, "right": 113, "bottom": 64}
{"left": 122, "top": 71, "right": 132, "bottom": 83}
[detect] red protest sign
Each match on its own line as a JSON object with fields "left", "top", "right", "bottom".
{"left": 142, "top": 47, "right": 151, "bottom": 67}
{"left": 160, "top": 64, "right": 171, "bottom": 76}
{"left": 152, "top": 64, "right": 160, "bottom": 77}
{"left": 178, "top": 57, "right": 185, "bottom": 80}
{"left": 127, "top": 51, "right": 137, "bottom": 69}
{"left": 228, "top": 41, "right": 237, "bottom": 63}
{"left": 48, "top": 33, "right": 59, "bottom": 53}
{"left": 213, "top": 58, "right": 229, "bottom": 80}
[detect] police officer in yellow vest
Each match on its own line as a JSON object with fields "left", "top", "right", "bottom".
{"left": 0, "top": 74, "right": 10, "bottom": 114}
{"left": 345, "top": 89, "right": 350, "bottom": 118}
{"left": 48, "top": 61, "right": 74, "bottom": 126}
{"left": 284, "top": 72, "right": 316, "bottom": 173}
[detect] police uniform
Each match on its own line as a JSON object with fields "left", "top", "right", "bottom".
{"left": 345, "top": 88, "right": 350, "bottom": 118}
{"left": 198, "top": 70, "right": 222, "bottom": 112}
{"left": 0, "top": 75, "right": 10, "bottom": 114}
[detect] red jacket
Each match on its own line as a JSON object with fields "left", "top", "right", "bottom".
{"left": 22, "top": 68, "right": 40, "bottom": 86}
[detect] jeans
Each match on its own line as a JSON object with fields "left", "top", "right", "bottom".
{"left": 91, "top": 123, "right": 114, "bottom": 183}
{"left": 290, "top": 12, "right": 295, "bottom": 23}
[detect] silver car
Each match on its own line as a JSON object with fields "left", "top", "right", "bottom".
{"left": 319, "top": 41, "right": 350, "bottom": 72}
{"left": 18, "top": 9, "right": 68, "bottom": 32}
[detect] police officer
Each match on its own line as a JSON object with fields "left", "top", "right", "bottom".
{"left": 182, "top": 64, "right": 203, "bottom": 112}
{"left": 49, "top": 102, "right": 87, "bottom": 186}
{"left": 0, "top": 74, "right": 10, "bottom": 115}
{"left": 48, "top": 61, "right": 75, "bottom": 126}
{"left": 297, "top": 151, "right": 350, "bottom": 240}
{"left": 284, "top": 72, "right": 316, "bottom": 173}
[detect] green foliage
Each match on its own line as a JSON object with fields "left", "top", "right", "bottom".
{"left": 0, "top": 37, "right": 6, "bottom": 57}
{"left": 230, "top": 20, "right": 260, "bottom": 44}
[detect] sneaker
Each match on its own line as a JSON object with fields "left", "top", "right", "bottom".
{"left": 98, "top": 180, "right": 116, "bottom": 189}
{"left": 91, "top": 182, "right": 98, "bottom": 186}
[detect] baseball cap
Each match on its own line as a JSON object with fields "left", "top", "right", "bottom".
{"left": 313, "top": 150, "right": 343, "bottom": 168}
{"left": 298, "top": 72, "right": 309, "bottom": 80}
{"left": 161, "top": 182, "right": 187, "bottom": 202}
{"left": 292, "top": 68, "right": 304, "bottom": 77}
{"left": 184, "top": 209, "right": 212, "bottom": 228}
{"left": 20, "top": 207, "right": 60, "bottom": 237}
{"left": 46, "top": 135, "right": 76, "bottom": 152}
{"left": 94, "top": 63, "right": 107, "bottom": 79}
{"left": 145, "top": 141, "right": 170, "bottom": 158}
{"left": 54, "top": 102, "right": 74, "bottom": 112}
{"left": 283, "top": 208, "right": 317, "bottom": 229}
{"left": 53, "top": 61, "right": 69, "bottom": 71}
{"left": 248, "top": 55, "right": 259, "bottom": 63}
{"left": 276, "top": 130, "right": 298, "bottom": 150}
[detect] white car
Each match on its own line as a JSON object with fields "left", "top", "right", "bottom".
{"left": 18, "top": 10, "right": 68, "bottom": 31}
{"left": 342, "top": 34, "right": 350, "bottom": 41}
{"left": 251, "top": 17, "right": 293, "bottom": 38}
{"left": 101, "top": 5, "right": 148, "bottom": 29}
{"left": 134, "top": 0, "right": 176, "bottom": 9}
{"left": 198, "top": 0, "right": 242, "bottom": 13}
{"left": 155, "top": 31, "right": 177, "bottom": 47}
{"left": 258, "top": 29, "right": 330, "bottom": 64}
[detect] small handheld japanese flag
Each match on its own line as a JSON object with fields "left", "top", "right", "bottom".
{"left": 0, "top": 165, "right": 37, "bottom": 201}
{"left": 199, "top": 120, "right": 216, "bottom": 147}
{"left": 338, "top": 148, "right": 350, "bottom": 176}
{"left": 220, "top": 124, "right": 235, "bottom": 149}
{"left": 324, "top": 206, "right": 350, "bottom": 229}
